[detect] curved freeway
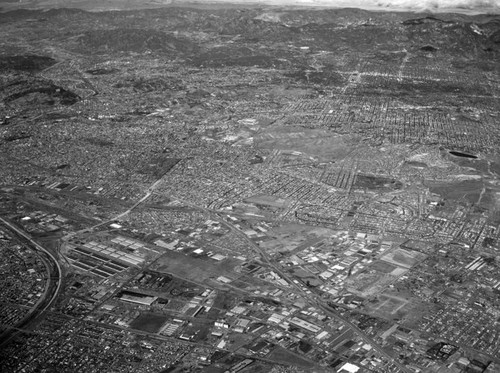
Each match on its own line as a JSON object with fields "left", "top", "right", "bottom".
{"left": 0, "top": 217, "right": 63, "bottom": 347}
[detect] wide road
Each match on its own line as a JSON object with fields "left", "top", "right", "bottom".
{"left": 243, "top": 229, "right": 411, "bottom": 372}
{"left": 224, "top": 219, "right": 412, "bottom": 373}
{"left": 0, "top": 217, "right": 63, "bottom": 347}
{"left": 64, "top": 177, "right": 165, "bottom": 239}
{"left": 164, "top": 194, "right": 411, "bottom": 372}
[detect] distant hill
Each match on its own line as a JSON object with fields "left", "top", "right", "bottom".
{"left": 0, "top": 0, "right": 499, "bottom": 14}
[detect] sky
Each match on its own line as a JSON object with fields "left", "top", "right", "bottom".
{"left": 1, "top": 0, "right": 498, "bottom": 14}
{"left": 203, "top": 0, "right": 500, "bottom": 13}
{"left": 366, "top": 0, "right": 499, "bottom": 12}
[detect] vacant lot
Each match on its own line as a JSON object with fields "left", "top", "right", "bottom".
{"left": 130, "top": 312, "right": 168, "bottom": 333}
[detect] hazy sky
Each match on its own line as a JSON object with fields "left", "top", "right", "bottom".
{"left": 0, "top": 0, "right": 498, "bottom": 14}
{"left": 367, "top": 0, "right": 499, "bottom": 12}
{"left": 207, "top": 0, "right": 500, "bottom": 13}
